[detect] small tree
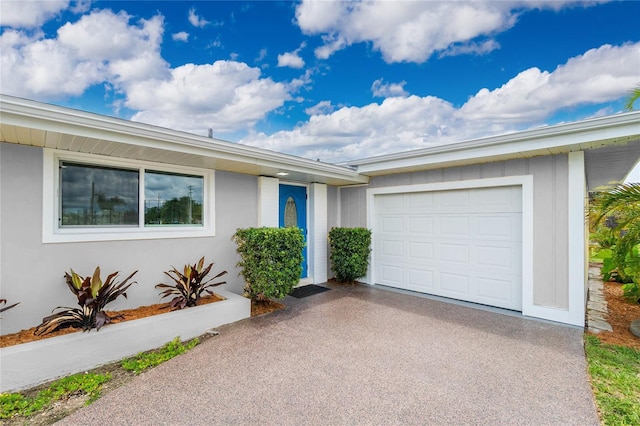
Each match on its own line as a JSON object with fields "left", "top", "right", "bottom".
{"left": 591, "top": 183, "right": 640, "bottom": 302}
{"left": 328, "top": 227, "right": 372, "bottom": 283}
{"left": 233, "top": 227, "right": 304, "bottom": 300}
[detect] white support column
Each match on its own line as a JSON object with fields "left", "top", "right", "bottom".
{"left": 568, "top": 151, "right": 587, "bottom": 326}
{"left": 309, "top": 183, "right": 328, "bottom": 284}
{"left": 258, "top": 176, "right": 279, "bottom": 227}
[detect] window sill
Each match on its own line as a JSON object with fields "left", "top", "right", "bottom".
{"left": 43, "top": 227, "right": 215, "bottom": 243}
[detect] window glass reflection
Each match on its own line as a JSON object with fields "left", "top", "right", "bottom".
{"left": 60, "top": 162, "right": 139, "bottom": 226}
{"left": 144, "top": 171, "right": 204, "bottom": 226}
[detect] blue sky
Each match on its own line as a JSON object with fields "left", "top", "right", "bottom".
{"left": 1, "top": 1, "right": 639, "bottom": 163}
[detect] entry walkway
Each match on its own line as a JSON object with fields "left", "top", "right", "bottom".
{"left": 59, "top": 284, "right": 599, "bottom": 425}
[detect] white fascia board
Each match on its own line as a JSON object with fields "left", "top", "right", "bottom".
{"left": 0, "top": 95, "right": 367, "bottom": 184}
{"left": 351, "top": 112, "right": 640, "bottom": 174}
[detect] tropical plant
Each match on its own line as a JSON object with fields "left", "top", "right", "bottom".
{"left": 0, "top": 298, "right": 20, "bottom": 315}
{"left": 34, "top": 267, "right": 138, "bottom": 335}
{"left": 591, "top": 183, "right": 640, "bottom": 302}
{"left": 624, "top": 84, "right": 640, "bottom": 111}
{"left": 328, "top": 227, "right": 372, "bottom": 283}
{"left": 233, "top": 227, "right": 304, "bottom": 300}
{"left": 156, "top": 257, "right": 227, "bottom": 310}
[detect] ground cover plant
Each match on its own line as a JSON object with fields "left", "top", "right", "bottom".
{"left": 34, "top": 267, "right": 138, "bottom": 335}
{"left": 121, "top": 337, "right": 200, "bottom": 374}
{"left": 156, "top": 257, "right": 227, "bottom": 310}
{"left": 328, "top": 227, "right": 372, "bottom": 283}
{"left": 233, "top": 227, "right": 304, "bottom": 300}
{"left": 0, "top": 336, "right": 204, "bottom": 424}
{"left": 0, "top": 372, "right": 111, "bottom": 421}
{"left": 585, "top": 335, "right": 640, "bottom": 425}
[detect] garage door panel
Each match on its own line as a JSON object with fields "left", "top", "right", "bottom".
{"left": 440, "top": 190, "right": 469, "bottom": 209}
{"left": 440, "top": 216, "right": 470, "bottom": 235}
{"left": 381, "top": 239, "right": 404, "bottom": 257}
{"left": 477, "top": 215, "right": 519, "bottom": 238}
{"left": 440, "top": 272, "right": 470, "bottom": 295}
{"left": 381, "top": 217, "right": 404, "bottom": 233}
{"left": 440, "top": 243, "right": 470, "bottom": 264}
{"left": 408, "top": 192, "right": 436, "bottom": 209}
{"left": 408, "top": 269, "right": 434, "bottom": 291}
{"left": 408, "top": 216, "right": 433, "bottom": 234}
{"left": 380, "top": 264, "right": 403, "bottom": 286}
{"left": 408, "top": 241, "right": 434, "bottom": 260}
{"left": 374, "top": 186, "right": 523, "bottom": 311}
{"left": 476, "top": 244, "right": 518, "bottom": 269}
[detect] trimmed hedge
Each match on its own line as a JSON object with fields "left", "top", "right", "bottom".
{"left": 233, "top": 227, "right": 305, "bottom": 300}
{"left": 328, "top": 227, "right": 372, "bottom": 283}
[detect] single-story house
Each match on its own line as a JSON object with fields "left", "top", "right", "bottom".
{"left": 1, "top": 93, "right": 640, "bottom": 336}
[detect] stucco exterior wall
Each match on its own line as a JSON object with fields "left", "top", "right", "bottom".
{"left": 339, "top": 154, "right": 570, "bottom": 311}
{"left": 0, "top": 143, "right": 258, "bottom": 334}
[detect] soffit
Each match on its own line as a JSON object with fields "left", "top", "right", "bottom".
{"left": 0, "top": 96, "right": 368, "bottom": 186}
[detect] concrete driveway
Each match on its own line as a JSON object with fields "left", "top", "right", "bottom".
{"left": 58, "top": 284, "right": 599, "bottom": 425}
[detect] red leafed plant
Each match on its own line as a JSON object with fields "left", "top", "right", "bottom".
{"left": 34, "top": 267, "right": 137, "bottom": 335}
{"left": 156, "top": 257, "right": 227, "bottom": 310}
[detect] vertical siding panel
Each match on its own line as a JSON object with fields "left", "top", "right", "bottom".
{"left": 554, "top": 155, "right": 570, "bottom": 308}
{"left": 340, "top": 186, "right": 367, "bottom": 228}
{"left": 480, "top": 162, "right": 505, "bottom": 178}
{"left": 410, "top": 171, "right": 428, "bottom": 184}
{"left": 529, "top": 156, "right": 556, "bottom": 307}
{"left": 426, "top": 169, "right": 443, "bottom": 183}
{"left": 462, "top": 164, "right": 481, "bottom": 180}
{"left": 504, "top": 158, "right": 528, "bottom": 176}
{"left": 443, "top": 166, "right": 463, "bottom": 182}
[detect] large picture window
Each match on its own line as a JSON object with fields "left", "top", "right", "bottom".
{"left": 44, "top": 150, "right": 214, "bottom": 242}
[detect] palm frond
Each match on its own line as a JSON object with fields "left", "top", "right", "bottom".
{"left": 624, "top": 84, "right": 640, "bottom": 111}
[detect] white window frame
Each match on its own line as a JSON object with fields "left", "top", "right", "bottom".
{"left": 43, "top": 149, "right": 215, "bottom": 243}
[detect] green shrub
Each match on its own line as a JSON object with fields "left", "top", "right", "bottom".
{"left": 233, "top": 227, "right": 304, "bottom": 300}
{"left": 328, "top": 227, "right": 372, "bottom": 283}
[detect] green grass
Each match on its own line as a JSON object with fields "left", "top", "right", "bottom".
{"left": 585, "top": 335, "right": 640, "bottom": 425}
{"left": 1, "top": 336, "right": 200, "bottom": 422}
{"left": 121, "top": 336, "right": 200, "bottom": 374}
{"left": 0, "top": 372, "right": 111, "bottom": 419}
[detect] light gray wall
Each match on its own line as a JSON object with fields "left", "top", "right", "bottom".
{"left": 0, "top": 143, "right": 258, "bottom": 334}
{"left": 339, "top": 186, "right": 367, "bottom": 228}
{"left": 340, "top": 155, "right": 570, "bottom": 310}
{"left": 326, "top": 185, "right": 338, "bottom": 279}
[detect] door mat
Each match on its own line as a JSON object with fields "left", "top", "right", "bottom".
{"left": 290, "top": 285, "right": 331, "bottom": 299}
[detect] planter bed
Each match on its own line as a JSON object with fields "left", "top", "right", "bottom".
{"left": 0, "top": 288, "right": 250, "bottom": 392}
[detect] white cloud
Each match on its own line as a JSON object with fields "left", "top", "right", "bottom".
{"left": 460, "top": 43, "right": 640, "bottom": 124}
{"left": 241, "top": 42, "right": 640, "bottom": 162}
{"left": 371, "top": 78, "right": 408, "bottom": 98}
{"left": 188, "top": 7, "right": 209, "bottom": 28}
{"left": 0, "top": 9, "right": 168, "bottom": 98}
{"left": 277, "top": 43, "right": 306, "bottom": 69}
{"left": 0, "top": 0, "right": 69, "bottom": 28}
{"left": 295, "top": 0, "right": 599, "bottom": 63}
{"left": 305, "top": 100, "right": 335, "bottom": 116}
{"left": 277, "top": 51, "right": 304, "bottom": 69}
{"left": 127, "top": 61, "right": 291, "bottom": 134}
{"left": 172, "top": 31, "right": 189, "bottom": 42}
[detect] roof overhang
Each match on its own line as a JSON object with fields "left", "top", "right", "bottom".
{"left": 348, "top": 112, "right": 640, "bottom": 190}
{"left": 0, "top": 95, "right": 368, "bottom": 186}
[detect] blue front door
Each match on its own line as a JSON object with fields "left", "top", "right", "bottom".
{"left": 279, "top": 184, "right": 307, "bottom": 278}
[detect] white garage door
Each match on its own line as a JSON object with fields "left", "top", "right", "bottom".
{"left": 374, "top": 186, "right": 522, "bottom": 311}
